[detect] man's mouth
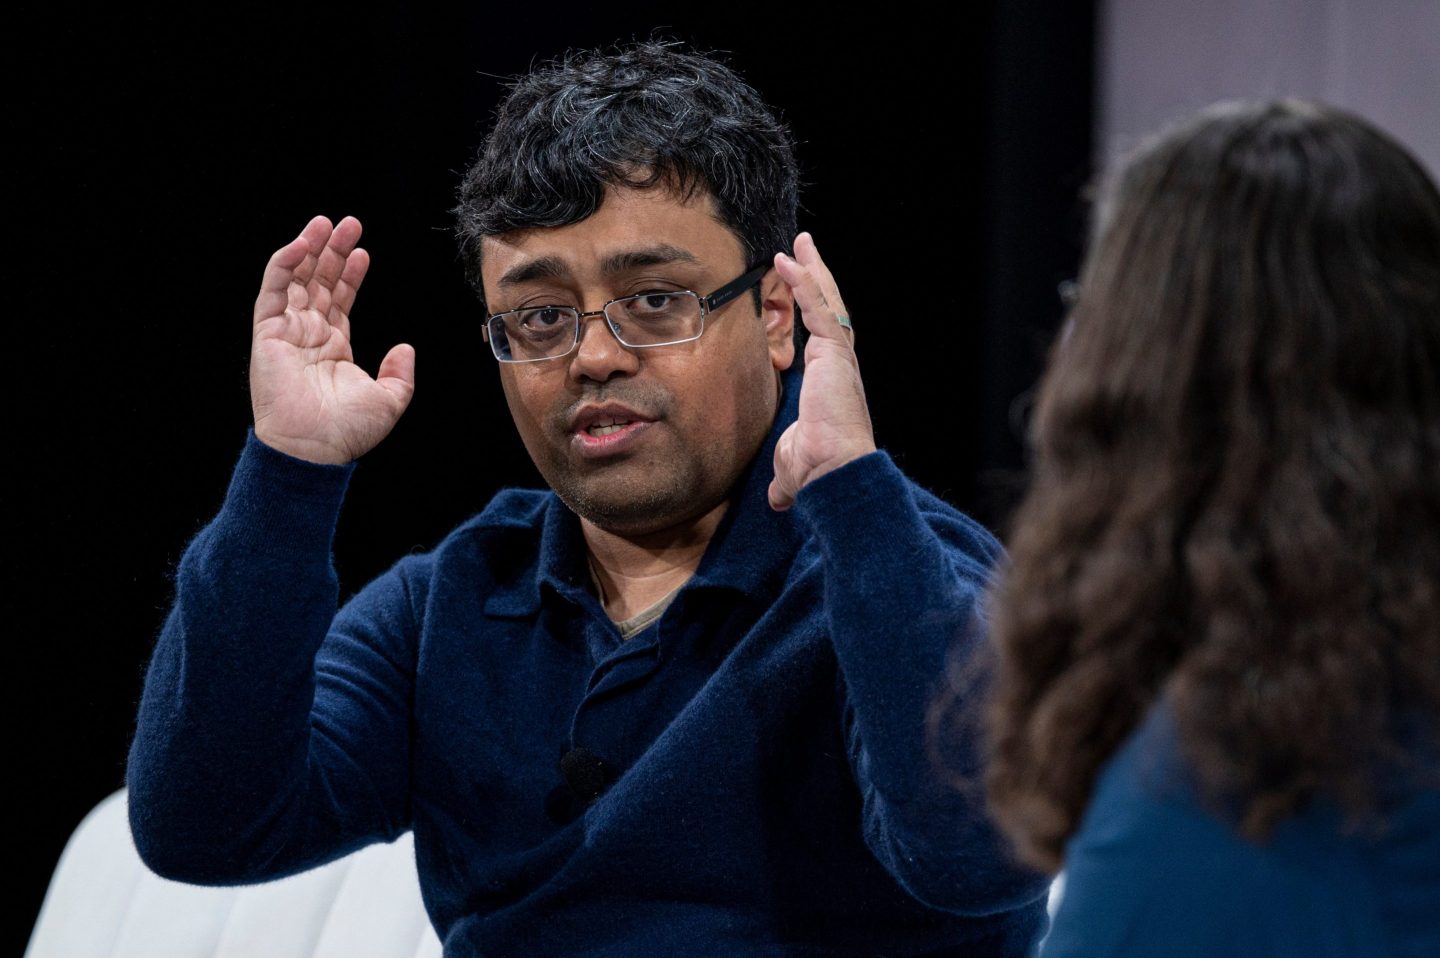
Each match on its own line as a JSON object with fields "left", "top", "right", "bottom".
{"left": 586, "top": 418, "right": 634, "bottom": 437}
{"left": 567, "top": 403, "right": 658, "bottom": 458}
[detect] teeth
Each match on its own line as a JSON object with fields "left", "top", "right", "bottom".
{"left": 588, "top": 421, "right": 632, "bottom": 437}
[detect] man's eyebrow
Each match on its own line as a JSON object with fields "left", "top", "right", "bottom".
{"left": 600, "top": 245, "right": 699, "bottom": 274}
{"left": 496, "top": 245, "right": 700, "bottom": 289}
{"left": 497, "top": 256, "right": 569, "bottom": 289}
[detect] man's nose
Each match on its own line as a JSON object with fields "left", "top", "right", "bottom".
{"left": 568, "top": 310, "right": 640, "bottom": 383}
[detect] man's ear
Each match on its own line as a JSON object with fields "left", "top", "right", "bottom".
{"left": 761, "top": 267, "right": 796, "bottom": 371}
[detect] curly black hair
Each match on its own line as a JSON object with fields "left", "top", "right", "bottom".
{"left": 453, "top": 39, "right": 800, "bottom": 316}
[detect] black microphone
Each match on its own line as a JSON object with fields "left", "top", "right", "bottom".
{"left": 546, "top": 748, "right": 614, "bottom": 825}
{"left": 559, "top": 747, "right": 612, "bottom": 801}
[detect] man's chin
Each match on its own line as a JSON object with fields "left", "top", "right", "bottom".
{"left": 557, "top": 489, "right": 683, "bottom": 536}
{"left": 551, "top": 477, "right": 719, "bottom": 538}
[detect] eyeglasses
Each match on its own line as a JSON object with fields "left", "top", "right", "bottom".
{"left": 482, "top": 263, "right": 769, "bottom": 363}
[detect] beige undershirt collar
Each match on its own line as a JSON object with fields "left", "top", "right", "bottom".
{"left": 586, "top": 556, "right": 685, "bottom": 640}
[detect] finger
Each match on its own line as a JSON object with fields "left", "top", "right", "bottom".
{"left": 331, "top": 247, "right": 371, "bottom": 333}
{"left": 255, "top": 216, "right": 331, "bottom": 323}
{"left": 768, "top": 428, "right": 797, "bottom": 511}
{"left": 254, "top": 238, "right": 308, "bottom": 324}
{"left": 376, "top": 343, "right": 417, "bottom": 410}
{"left": 793, "top": 232, "right": 846, "bottom": 313}
{"left": 767, "top": 475, "right": 794, "bottom": 512}
{"left": 290, "top": 215, "right": 336, "bottom": 289}
{"left": 793, "top": 232, "right": 854, "bottom": 341}
{"left": 310, "top": 215, "right": 363, "bottom": 294}
{"left": 774, "top": 249, "right": 851, "bottom": 344}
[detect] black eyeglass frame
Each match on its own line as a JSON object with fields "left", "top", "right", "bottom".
{"left": 482, "top": 263, "right": 771, "bottom": 364}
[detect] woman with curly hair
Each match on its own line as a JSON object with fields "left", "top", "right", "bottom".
{"left": 984, "top": 101, "right": 1440, "bottom": 956}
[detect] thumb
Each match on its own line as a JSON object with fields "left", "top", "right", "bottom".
{"left": 768, "top": 475, "right": 794, "bottom": 513}
{"left": 768, "top": 427, "right": 798, "bottom": 512}
{"left": 377, "top": 343, "right": 417, "bottom": 409}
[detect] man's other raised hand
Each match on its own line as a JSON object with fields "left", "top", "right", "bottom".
{"left": 250, "top": 215, "right": 415, "bottom": 465}
{"left": 768, "top": 232, "right": 876, "bottom": 511}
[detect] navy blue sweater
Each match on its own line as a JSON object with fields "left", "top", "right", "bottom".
{"left": 128, "top": 368, "right": 1049, "bottom": 955}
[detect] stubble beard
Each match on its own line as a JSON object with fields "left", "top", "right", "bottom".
{"left": 550, "top": 455, "right": 717, "bottom": 537}
{"left": 543, "top": 415, "right": 766, "bottom": 538}
{"left": 534, "top": 368, "right": 778, "bottom": 538}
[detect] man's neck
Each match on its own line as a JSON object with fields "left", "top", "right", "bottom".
{"left": 580, "top": 500, "right": 729, "bottom": 622}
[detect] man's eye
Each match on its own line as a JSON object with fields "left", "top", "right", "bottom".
{"left": 519, "top": 307, "right": 571, "bottom": 329}
{"left": 632, "top": 292, "right": 679, "bottom": 312}
{"left": 509, "top": 307, "right": 573, "bottom": 343}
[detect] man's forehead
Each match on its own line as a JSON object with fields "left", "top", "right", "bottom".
{"left": 477, "top": 183, "right": 742, "bottom": 290}
{"left": 490, "top": 244, "right": 704, "bottom": 291}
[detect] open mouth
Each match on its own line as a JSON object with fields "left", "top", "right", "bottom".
{"left": 571, "top": 418, "right": 654, "bottom": 458}
{"left": 567, "top": 402, "right": 659, "bottom": 458}
{"left": 586, "top": 418, "right": 633, "bottom": 437}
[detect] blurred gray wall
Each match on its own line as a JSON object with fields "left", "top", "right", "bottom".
{"left": 1100, "top": 0, "right": 1440, "bottom": 176}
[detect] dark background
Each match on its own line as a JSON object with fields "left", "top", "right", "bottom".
{"left": 8, "top": 2, "right": 1093, "bottom": 950}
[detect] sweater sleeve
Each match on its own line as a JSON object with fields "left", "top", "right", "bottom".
{"left": 793, "top": 450, "right": 1049, "bottom": 917}
{"left": 126, "top": 431, "right": 419, "bottom": 884}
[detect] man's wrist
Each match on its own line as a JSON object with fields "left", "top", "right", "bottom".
{"left": 800, "top": 443, "right": 879, "bottom": 490}
{"left": 793, "top": 448, "right": 895, "bottom": 518}
{"left": 252, "top": 425, "right": 355, "bottom": 466}
{"left": 223, "top": 429, "right": 357, "bottom": 540}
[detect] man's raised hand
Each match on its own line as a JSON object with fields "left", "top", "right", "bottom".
{"left": 768, "top": 232, "right": 876, "bottom": 511}
{"left": 250, "top": 215, "right": 416, "bottom": 465}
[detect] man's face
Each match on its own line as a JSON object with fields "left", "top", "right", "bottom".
{"left": 481, "top": 184, "right": 796, "bottom": 536}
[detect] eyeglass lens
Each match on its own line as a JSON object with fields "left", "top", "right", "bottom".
{"left": 489, "top": 291, "right": 704, "bottom": 362}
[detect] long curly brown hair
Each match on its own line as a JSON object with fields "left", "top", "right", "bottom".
{"left": 982, "top": 100, "right": 1440, "bottom": 871}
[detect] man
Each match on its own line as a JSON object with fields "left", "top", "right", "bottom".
{"left": 127, "top": 40, "right": 1048, "bottom": 955}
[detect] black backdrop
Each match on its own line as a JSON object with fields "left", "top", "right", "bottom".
{"left": 8, "top": 3, "right": 1092, "bottom": 950}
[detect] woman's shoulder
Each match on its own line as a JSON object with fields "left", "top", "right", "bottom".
{"left": 1040, "top": 701, "right": 1440, "bottom": 957}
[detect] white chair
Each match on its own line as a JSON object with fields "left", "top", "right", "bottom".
{"left": 26, "top": 790, "right": 442, "bottom": 958}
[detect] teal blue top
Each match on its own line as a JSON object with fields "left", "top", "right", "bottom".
{"left": 1042, "top": 703, "right": 1440, "bottom": 957}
